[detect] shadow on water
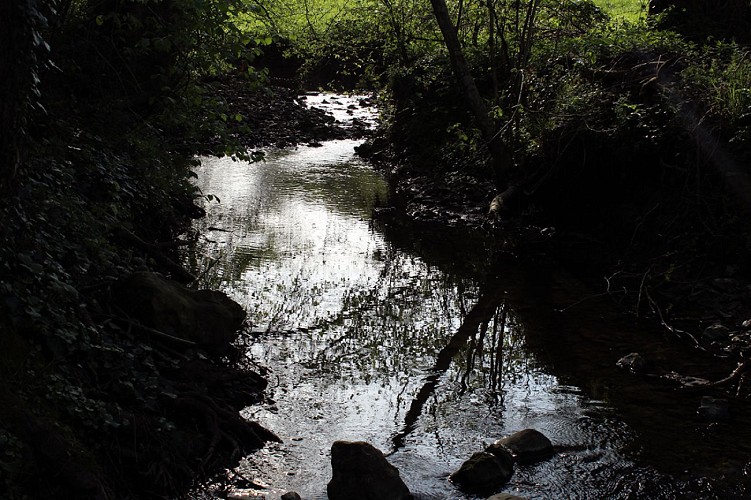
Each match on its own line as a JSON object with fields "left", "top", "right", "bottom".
{"left": 189, "top": 95, "right": 751, "bottom": 499}
{"left": 385, "top": 217, "right": 751, "bottom": 497}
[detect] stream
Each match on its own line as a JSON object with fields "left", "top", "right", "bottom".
{"left": 191, "top": 94, "right": 751, "bottom": 499}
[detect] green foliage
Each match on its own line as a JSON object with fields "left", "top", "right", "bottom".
{"left": 682, "top": 43, "right": 751, "bottom": 127}
{"left": 0, "top": 104, "right": 206, "bottom": 494}
{"left": 677, "top": 42, "right": 751, "bottom": 163}
{"left": 559, "top": 17, "right": 688, "bottom": 64}
{"left": 233, "top": 0, "right": 440, "bottom": 87}
{"left": 36, "top": 0, "right": 268, "bottom": 160}
{"left": 295, "top": 17, "right": 391, "bottom": 88}
{"left": 648, "top": 0, "right": 751, "bottom": 44}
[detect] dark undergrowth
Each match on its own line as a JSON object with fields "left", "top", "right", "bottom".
{"left": 0, "top": 84, "right": 273, "bottom": 498}
{"left": 0, "top": 0, "right": 383, "bottom": 494}
{"left": 359, "top": 18, "right": 751, "bottom": 379}
{"left": 0, "top": 48, "right": 364, "bottom": 494}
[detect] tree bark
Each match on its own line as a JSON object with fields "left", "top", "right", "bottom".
{"left": 428, "top": 0, "right": 511, "bottom": 189}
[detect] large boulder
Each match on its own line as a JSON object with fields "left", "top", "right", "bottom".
{"left": 449, "top": 450, "right": 514, "bottom": 495}
{"left": 113, "top": 272, "right": 245, "bottom": 352}
{"left": 327, "top": 441, "right": 412, "bottom": 500}
{"left": 487, "top": 429, "right": 553, "bottom": 464}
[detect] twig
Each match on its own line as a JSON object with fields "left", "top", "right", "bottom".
{"left": 635, "top": 265, "right": 652, "bottom": 317}
{"left": 557, "top": 290, "right": 626, "bottom": 312}
{"left": 645, "top": 288, "right": 704, "bottom": 350}
{"left": 116, "top": 316, "right": 198, "bottom": 347}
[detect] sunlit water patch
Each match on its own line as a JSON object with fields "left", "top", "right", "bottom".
{"left": 190, "top": 95, "right": 750, "bottom": 499}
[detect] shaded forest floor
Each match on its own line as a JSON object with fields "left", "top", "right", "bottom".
{"left": 374, "top": 147, "right": 751, "bottom": 390}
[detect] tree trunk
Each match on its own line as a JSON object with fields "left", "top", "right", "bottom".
{"left": 487, "top": 0, "right": 499, "bottom": 99}
{"left": 428, "top": 0, "right": 511, "bottom": 189}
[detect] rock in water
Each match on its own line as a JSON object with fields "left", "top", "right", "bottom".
{"left": 449, "top": 451, "right": 513, "bottom": 495}
{"left": 487, "top": 429, "right": 553, "bottom": 464}
{"left": 327, "top": 441, "right": 412, "bottom": 500}
{"left": 616, "top": 352, "right": 647, "bottom": 374}
{"left": 113, "top": 271, "right": 245, "bottom": 352}
{"left": 487, "top": 494, "right": 527, "bottom": 500}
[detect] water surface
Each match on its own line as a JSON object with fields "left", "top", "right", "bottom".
{"left": 191, "top": 95, "right": 750, "bottom": 499}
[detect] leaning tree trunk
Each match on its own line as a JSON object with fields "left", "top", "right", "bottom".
{"left": 428, "top": 0, "right": 511, "bottom": 190}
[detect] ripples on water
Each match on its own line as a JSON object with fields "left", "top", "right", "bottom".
{"left": 190, "top": 95, "right": 750, "bottom": 499}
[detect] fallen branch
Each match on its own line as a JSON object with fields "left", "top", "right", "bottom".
{"left": 712, "top": 359, "right": 750, "bottom": 387}
{"left": 646, "top": 288, "right": 704, "bottom": 349}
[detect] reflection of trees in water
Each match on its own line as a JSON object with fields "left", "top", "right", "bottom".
{"left": 186, "top": 197, "right": 266, "bottom": 288}
{"left": 238, "top": 244, "right": 539, "bottom": 452}
{"left": 300, "top": 251, "right": 478, "bottom": 380}
{"left": 268, "top": 156, "right": 389, "bottom": 219}
{"left": 190, "top": 152, "right": 545, "bottom": 459}
{"left": 389, "top": 278, "right": 534, "bottom": 451}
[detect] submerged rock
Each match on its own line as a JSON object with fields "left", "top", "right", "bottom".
{"left": 327, "top": 441, "right": 411, "bottom": 500}
{"left": 698, "top": 396, "right": 730, "bottom": 421}
{"left": 281, "top": 492, "right": 302, "bottom": 500}
{"left": 449, "top": 451, "right": 513, "bottom": 495}
{"left": 487, "top": 429, "right": 554, "bottom": 464}
{"left": 113, "top": 271, "right": 245, "bottom": 352}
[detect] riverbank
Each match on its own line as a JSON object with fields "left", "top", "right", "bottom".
{"left": 0, "top": 74, "right": 358, "bottom": 498}
{"left": 355, "top": 47, "right": 751, "bottom": 397}
{"left": 200, "top": 74, "right": 374, "bottom": 152}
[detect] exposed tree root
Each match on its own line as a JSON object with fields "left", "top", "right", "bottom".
{"left": 712, "top": 359, "right": 750, "bottom": 387}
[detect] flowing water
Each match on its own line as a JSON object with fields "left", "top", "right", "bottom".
{"left": 190, "top": 95, "right": 751, "bottom": 499}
